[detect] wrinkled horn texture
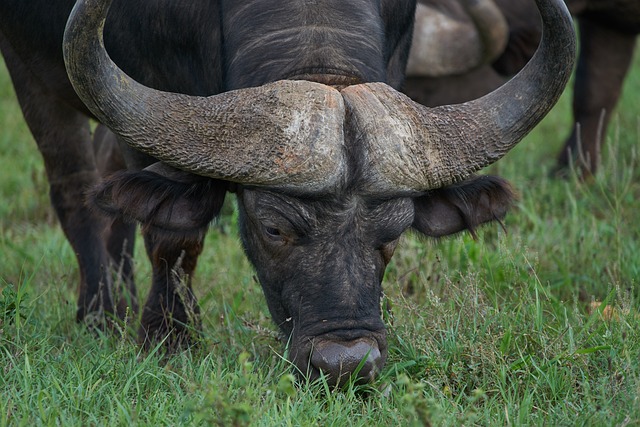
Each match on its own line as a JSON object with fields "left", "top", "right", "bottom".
{"left": 64, "top": 0, "right": 574, "bottom": 196}
{"left": 343, "top": 0, "right": 576, "bottom": 193}
{"left": 63, "top": 0, "right": 347, "bottom": 192}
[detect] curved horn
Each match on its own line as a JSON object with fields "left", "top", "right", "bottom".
{"left": 63, "top": 0, "right": 346, "bottom": 192}
{"left": 343, "top": 0, "right": 576, "bottom": 193}
{"left": 406, "top": 0, "right": 508, "bottom": 77}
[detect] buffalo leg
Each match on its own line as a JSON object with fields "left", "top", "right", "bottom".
{"left": 93, "top": 125, "right": 138, "bottom": 316}
{"left": 1, "top": 42, "right": 136, "bottom": 324}
{"left": 557, "top": 17, "right": 637, "bottom": 176}
{"left": 139, "top": 231, "right": 204, "bottom": 350}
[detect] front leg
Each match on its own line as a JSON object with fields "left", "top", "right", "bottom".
{"left": 89, "top": 167, "right": 227, "bottom": 350}
{"left": 139, "top": 230, "right": 204, "bottom": 350}
{"left": 0, "top": 38, "right": 136, "bottom": 326}
{"left": 93, "top": 125, "right": 138, "bottom": 318}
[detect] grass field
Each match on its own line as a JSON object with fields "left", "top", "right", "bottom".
{"left": 1, "top": 47, "right": 640, "bottom": 425}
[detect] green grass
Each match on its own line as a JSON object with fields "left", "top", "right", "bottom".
{"left": 2, "top": 47, "right": 640, "bottom": 425}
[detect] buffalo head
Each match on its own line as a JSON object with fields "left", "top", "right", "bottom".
{"left": 62, "top": 0, "right": 575, "bottom": 386}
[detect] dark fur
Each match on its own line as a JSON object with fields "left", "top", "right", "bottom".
{"left": 92, "top": 171, "right": 226, "bottom": 241}
{"left": 1, "top": 0, "right": 516, "bottom": 383}
{"left": 412, "top": 175, "right": 515, "bottom": 239}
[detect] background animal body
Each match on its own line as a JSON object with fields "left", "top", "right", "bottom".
{"left": 0, "top": 0, "right": 574, "bottom": 387}
{"left": 405, "top": 0, "right": 640, "bottom": 177}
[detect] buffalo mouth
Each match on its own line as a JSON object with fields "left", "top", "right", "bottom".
{"left": 289, "top": 329, "right": 388, "bottom": 388}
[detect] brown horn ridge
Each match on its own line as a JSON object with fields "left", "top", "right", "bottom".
{"left": 63, "top": 0, "right": 347, "bottom": 193}
{"left": 65, "top": 0, "right": 574, "bottom": 196}
{"left": 342, "top": 0, "right": 576, "bottom": 194}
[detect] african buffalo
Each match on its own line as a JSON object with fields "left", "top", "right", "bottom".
{"left": 0, "top": 0, "right": 575, "bottom": 386}
{"left": 405, "top": 0, "right": 640, "bottom": 177}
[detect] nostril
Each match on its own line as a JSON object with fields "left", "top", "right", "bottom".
{"left": 310, "top": 338, "right": 382, "bottom": 386}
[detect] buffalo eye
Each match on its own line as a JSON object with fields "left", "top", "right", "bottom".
{"left": 263, "top": 225, "right": 287, "bottom": 243}
{"left": 265, "top": 226, "right": 281, "bottom": 238}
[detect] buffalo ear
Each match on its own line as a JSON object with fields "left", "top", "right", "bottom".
{"left": 90, "top": 170, "right": 227, "bottom": 237}
{"left": 412, "top": 175, "right": 516, "bottom": 238}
